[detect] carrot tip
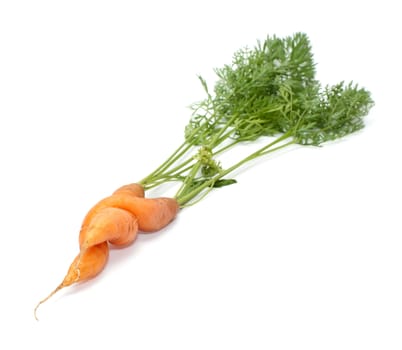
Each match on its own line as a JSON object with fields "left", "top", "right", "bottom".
{"left": 34, "top": 284, "right": 63, "bottom": 321}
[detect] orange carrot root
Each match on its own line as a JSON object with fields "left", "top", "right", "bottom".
{"left": 35, "top": 183, "right": 180, "bottom": 319}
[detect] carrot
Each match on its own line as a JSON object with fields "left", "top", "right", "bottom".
{"left": 35, "top": 183, "right": 179, "bottom": 319}
{"left": 36, "top": 34, "right": 373, "bottom": 320}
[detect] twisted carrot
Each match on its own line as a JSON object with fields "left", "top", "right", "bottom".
{"left": 34, "top": 183, "right": 179, "bottom": 319}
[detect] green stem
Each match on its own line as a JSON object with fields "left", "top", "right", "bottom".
{"left": 176, "top": 132, "right": 295, "bottom": 206}
{"left": 206, "top": 114, "right": 238, "bottom": 148}
{"left": 139, "top": 141, "right": 192, "bottom": 188}
{"left": 174, "top": 161, "right": 202, "bottom": 200}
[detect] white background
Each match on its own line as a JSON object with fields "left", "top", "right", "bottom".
{"left": 1, "top": 1, "right": 401, "bottom": 349}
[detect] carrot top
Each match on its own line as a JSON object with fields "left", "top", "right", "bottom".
{"left": 139, "top": 33, "right": 373, "bottom": 207}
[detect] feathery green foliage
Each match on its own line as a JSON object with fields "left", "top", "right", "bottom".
{"left": 140, "top": 33, "right": 374, "bottom": 206}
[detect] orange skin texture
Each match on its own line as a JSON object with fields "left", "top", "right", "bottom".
{"left": 112, "top": 183, "right": 145, "bottom": 197}
{"left": 70, "top": 183, "right": 150, "bottom": 285}
{"left": 80, "top": 207, "right": 139, "bottom": 249}
{"left": 79, "top": 183, "right": 145, "bottom": 249}
{"left": 80, "top": 195, "right": 179, "bottom": 233}
{"left": 63, "top": 242, "right": 109, "bottom": 287}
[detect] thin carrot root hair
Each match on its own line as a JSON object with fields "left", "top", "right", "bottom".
{"left": 34, "top": 284, "right": 63, "bottom": 320}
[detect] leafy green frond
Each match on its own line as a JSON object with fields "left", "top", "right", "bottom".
{"left": 140, "top": 33, "right": 374, "bottom": 206}
{"left": 294, "top": 82, "right": 374, "bottom": 145}
{"left": 185, "top": 32, "right": 318, "bottom": 146}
